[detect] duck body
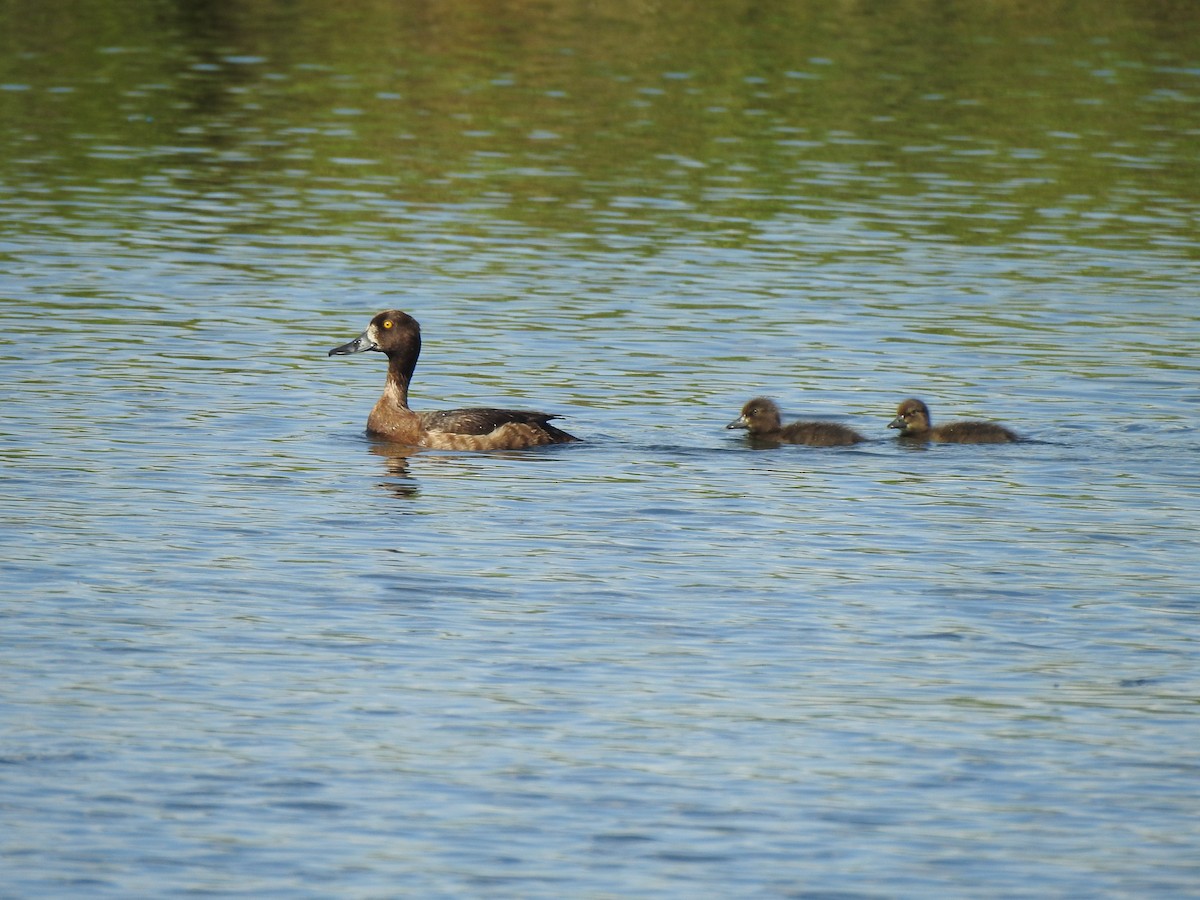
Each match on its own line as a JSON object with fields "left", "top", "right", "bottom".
{"left": 727, "top": 397, "right": 865, "bottom": 447}
{"left": 888, "top": 398, "right": 1017, "bottom": 444}
{"left": 329, "top": 310, "right": 580, "bottom": 450}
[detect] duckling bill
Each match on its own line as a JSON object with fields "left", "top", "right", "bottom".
{"left": 329, "top": 310, "right": 580, "bottom": 450}
{"left": 727, "top": 397, "right": 865, "bottom": 447}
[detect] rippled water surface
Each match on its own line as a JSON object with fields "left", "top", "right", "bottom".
{"left": 3, "top": 1, "right": 1199, "bottom": 896}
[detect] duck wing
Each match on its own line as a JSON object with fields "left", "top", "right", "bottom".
{"left": 418, "top": 407, "right": 565, "bottom": 436}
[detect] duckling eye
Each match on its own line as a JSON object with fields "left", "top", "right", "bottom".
{"left": 382, "top": 320, "right": 393, "bottom": 330}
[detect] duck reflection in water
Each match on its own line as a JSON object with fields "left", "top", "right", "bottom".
{"left": 369, "top": 443, "right": 420, "bottom": 499}
{"left": 727, "top": 397, "right": 865, "bottom": 447}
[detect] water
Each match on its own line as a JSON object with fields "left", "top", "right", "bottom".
{"left": 3, "top": 2, "right": 1199, "bottom": 896}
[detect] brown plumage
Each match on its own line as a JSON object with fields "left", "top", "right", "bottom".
{"left": 328, "top": 310, "right": 580, "bottom": 449}
{"left": 888, "top": 398, "right": 1018, "bottom": 443}
{"left": 727, "top": 397, "right": 865, "bottom": 447}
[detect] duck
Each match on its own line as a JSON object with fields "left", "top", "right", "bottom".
{"left": 328, "top": 310, "right": 580, "bottom": 449}
{"left": 727, "top": 397, "right": 865, "bottom": 447}
{"left": 888, "top": 398, "right": 1018, "bottom": 443}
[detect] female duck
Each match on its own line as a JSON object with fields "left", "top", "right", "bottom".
{"left": 888, "top": 398, "right": 1017, "bottom": 443}
{"left": 329, "top": 310, "right": 580, "bottom": 449}
{"left": 727, "top": 397, "right": 865, "bottom": 447}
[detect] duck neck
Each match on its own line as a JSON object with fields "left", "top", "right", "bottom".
{"left": 384, "top": 353, "right": 416, "bottom": 408}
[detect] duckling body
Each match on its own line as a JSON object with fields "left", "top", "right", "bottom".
{"left": 329, "top": 310, "right": 579, "bottom": 450}
{"left": 888, "top": 398, "right": 1017, "bottom": 444}
{"left": 728, "top": 397, "right": 865, "bottom": 447}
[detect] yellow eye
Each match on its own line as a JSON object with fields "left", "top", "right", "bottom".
{"left": 382, "top": 320, "right": 393, "bottom": 329}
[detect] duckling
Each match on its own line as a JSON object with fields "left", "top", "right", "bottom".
{"left": 888, "top": 398, "right": 1018, "bottom": 443}
{"left": 727, "top": 397, "right": 865, "bottom": 447}
{"left": 329, "top": 310, "right": 579, "bottom": 449}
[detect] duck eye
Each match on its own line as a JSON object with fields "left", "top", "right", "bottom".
{"left": 382, "top": 320, "right": 393, "bottom": 329}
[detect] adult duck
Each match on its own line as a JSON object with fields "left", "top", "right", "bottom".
{"left": 329, "top": 310, "right": 580, "bottom": 449}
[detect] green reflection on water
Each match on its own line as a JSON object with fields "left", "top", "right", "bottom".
{"left": 1, "top": 0, "right": 1198, "bottom": 251}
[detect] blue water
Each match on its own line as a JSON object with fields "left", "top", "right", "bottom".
{"left": 3, "top": 2, "right": 1200, "bottom": 896}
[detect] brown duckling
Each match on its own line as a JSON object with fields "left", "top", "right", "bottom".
{"left": 888, "top": 398, "right": 1018, "bottom": 443}
{"left": 727, "top": 397, "right": 865, "bottom": 447}
{"left": 328, "top": 310, "right": 580, "bottom": 450}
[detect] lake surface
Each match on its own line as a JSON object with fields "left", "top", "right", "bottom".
{"left": 2, "top": 1, "right": 1199, "bottom": 896}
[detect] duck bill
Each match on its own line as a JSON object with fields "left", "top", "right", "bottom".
{"left": 328, "top": 331, "right": 378, "bottom": 356}
{"left": 726, "top": 415, "right": 749, "bottom": 430}
{"left": 887, "top": 416, "right": 905, "bottom": 430}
